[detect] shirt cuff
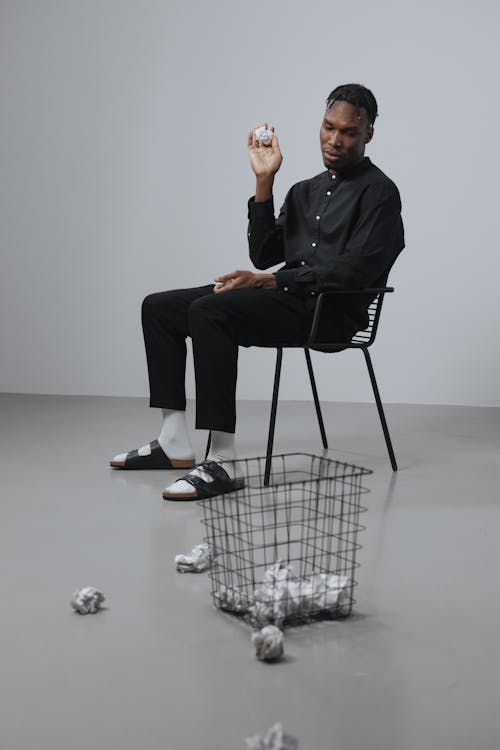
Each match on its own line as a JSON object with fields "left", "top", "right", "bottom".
{"left": 248, "top": 196, "right": 275, "bottom": 219}
{"left": 274, "top": 268, "right": 318, "bottom": 297}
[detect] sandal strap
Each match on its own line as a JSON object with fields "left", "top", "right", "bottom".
{"left": 125, "top": 440, "right": 173, "bottom": 469}
{"left": 181, "top": 460, "right": 233, "bottom": 499}
{"left": 199, "top": 459, "right": 232, "bottom": 482}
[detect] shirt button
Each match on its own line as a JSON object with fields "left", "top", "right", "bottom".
{"left": 331, "top": 175, "right": 336, "bottom": 180}
{"left": 311, "top": 242, "right": 317, "bottom": 247}
{"left": 326, "top": 191, "right": 331, "bottom": 196}
{"left": 283, "top": 286, "right": 288, "bottom": 292}
{"left": 316, "top": 215, "right": 320, "bottom": 220}
{"left": 300, "top": 261, "right": 305, "bottom": 266}
{"left": 311, "top": 291, "right": 316, "bottom": 296}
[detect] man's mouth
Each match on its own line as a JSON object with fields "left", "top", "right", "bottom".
{"left": 323, "top": 151, "right": 343, "bottom": 159}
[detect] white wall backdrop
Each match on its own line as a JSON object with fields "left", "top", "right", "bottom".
{"left": 1, "top": 0, "right": 499, "bottom": 406}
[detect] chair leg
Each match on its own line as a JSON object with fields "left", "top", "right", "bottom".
{"left": 304, "top": 348, "right": 328, "bottom": 450}
{"left": 205, "top": 431, "right": 211, "bottom": 459}
{"left": 362, "top": 348, "right": 398, "bottom": 471}
{"left": 264, "top": 348, "right": 283, "bottom": 486}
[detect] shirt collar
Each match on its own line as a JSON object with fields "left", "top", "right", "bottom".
{"left": 326, "top": 156, "right": 371, "bottom": 180}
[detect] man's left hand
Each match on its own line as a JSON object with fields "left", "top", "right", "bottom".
{"left": 213, "top": 270, "right": 277, "bottom": 293}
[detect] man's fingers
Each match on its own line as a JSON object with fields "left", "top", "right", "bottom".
{"left": 215, "top": 270, "right": 238, "bottom": 282}
{"left": 214, "top": 270, "right": 252, "bottom": 294}
{"left": 214, "top": 277, "right": 239, "bottom": 294}
{"left": 249, "top": 125, "right": 263, "bottom": 148}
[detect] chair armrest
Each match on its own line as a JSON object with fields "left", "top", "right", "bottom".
{"left": 309, "top": 287, "right": 395, "bottom": 345}
{"left": 314, "top": 287, "right": 394, "bottom": 297}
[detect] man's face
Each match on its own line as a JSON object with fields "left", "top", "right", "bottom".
{"left": 320, "top": 101, "right": 373, "bottom": 172}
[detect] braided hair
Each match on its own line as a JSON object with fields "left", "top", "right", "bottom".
{"left": 325, "top": 84, "right": 378, "bottom": 127}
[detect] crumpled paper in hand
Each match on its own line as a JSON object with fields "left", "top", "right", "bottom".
{"left": 175, "top": 543, "right": 212, "bottom": 573}
{"left": 254, "top": 126, "right": 275, "bottom": 146}
{"left": 246, "top": 722, "right": 298, "bottom": 750}
{"left": 70, "top": 587, "right": 106, "bottom": 614}
{"left": 252, "top": 625, "right": 284, "bottom": 662}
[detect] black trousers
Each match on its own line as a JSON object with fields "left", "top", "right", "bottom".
{"left": 141, "top": 284, "right": 315, "bottom": 433}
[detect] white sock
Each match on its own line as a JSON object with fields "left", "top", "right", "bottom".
{"left": 207, "top": 429, "right": 237, "bottom": 468}
{"left": 157, "top": 409, "right": 194, "bottom": 460}
{"left": 112, "top": 409, "right": 194, "bottom": 463}
{"left": 164, "top": 430, "right": 237, "bottom": 496}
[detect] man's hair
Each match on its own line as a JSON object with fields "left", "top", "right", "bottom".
{"left": 325, "top": 84, "right": 378, "bottom": 127}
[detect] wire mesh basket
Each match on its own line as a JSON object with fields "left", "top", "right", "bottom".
{"left": 199, "top": 453, "right": 371, "bottom": 629}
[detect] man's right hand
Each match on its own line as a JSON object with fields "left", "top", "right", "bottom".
{"left": 248, "top": 123, "right": 283, "bottom": 183}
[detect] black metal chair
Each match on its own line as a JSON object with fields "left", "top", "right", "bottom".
{"left": 262, "top": 286, "right": 397, "bottom": 484}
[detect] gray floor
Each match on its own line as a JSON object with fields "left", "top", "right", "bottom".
{"left": 1, "top": 393, "right": 500, "bottom": 750}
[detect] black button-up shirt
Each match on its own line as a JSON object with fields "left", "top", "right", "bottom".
{"left": 247, "top": 157, "right": 404, "bottom": 330}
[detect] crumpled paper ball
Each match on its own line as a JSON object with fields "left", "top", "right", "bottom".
{"left": 175, "top": 543, "right": 212, "bottom": 573}
{"left": 70, "top": 587, "right": 105, "bottom": 614}
{"left": 214, "top": 584, "right": 251, "bottom": 613}
{"left": 212, "top": 561, "right": 348, "bottom": 627}
{"left": 254, "top": 126, "right": 275, "bottom": 146}
{"left": 246, "top": 722, "right": 298, "bottom": 750}
{"left": 248, "top": 561, "right": 292, "bottom": 627}
{"left": 248, "top": 560, "right": 348, "bottom": 627}
{"left": 252, "top": 625, "right": 284, "bottom": 662}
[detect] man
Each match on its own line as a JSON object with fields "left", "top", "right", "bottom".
{"left": 110, "top": 83, "right": 404, "bottom": 500}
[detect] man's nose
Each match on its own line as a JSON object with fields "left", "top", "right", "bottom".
{"left": 328, "top": 130, "right": 342, "bottom": 148}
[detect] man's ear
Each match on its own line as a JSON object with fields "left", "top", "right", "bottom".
{"left": 365, "top": 126, "right": 374, "bottom": 144}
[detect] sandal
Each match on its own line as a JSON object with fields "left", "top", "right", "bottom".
{"left": 110, "top": 439, "right": 195, "bottom": 470}
{"left": 162, "top": 459, "right": 245, "bottom": 501}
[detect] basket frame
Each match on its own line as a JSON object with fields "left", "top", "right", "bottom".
{"left": 199, "top": 453, "right": 370, "bottom": 628}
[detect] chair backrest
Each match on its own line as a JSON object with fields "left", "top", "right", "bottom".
{"left": 309, "top": 287, "right": 394, "bottom": 353}
{"left": 349, "top": 291, "right": 386, "bottom": 348}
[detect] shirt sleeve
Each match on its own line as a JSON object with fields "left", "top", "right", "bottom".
{"left": 247, "top": 196, "right": 286, "bottom": 269}
{"left": 274, "top": 182, "right": 404, "bottom": 294}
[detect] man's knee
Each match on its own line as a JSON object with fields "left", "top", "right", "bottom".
{"left": 142, "top": 292, "right": 158, "bottom": 312}
{"left": 141, "top": 290, "right": 178, "bottom": 321}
